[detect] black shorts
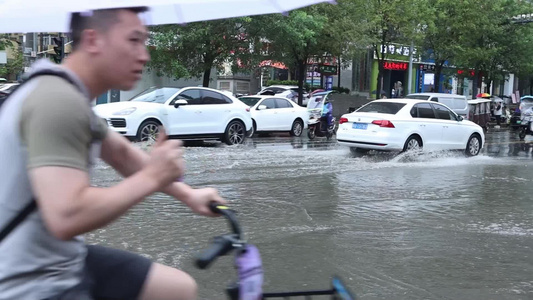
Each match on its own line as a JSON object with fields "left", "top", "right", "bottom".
{"left": 47, "top": 245, "right": 152, "bottom": 300}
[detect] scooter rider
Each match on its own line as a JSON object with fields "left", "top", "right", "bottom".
{"left": 321, "top": 98, "right": 333, "bottom": 130}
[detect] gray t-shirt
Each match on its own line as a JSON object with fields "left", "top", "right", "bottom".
{"left": 0, "top": 60, "right": 107, "bottom": 299}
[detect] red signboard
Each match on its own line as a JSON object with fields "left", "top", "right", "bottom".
{"left": 384, "top": 62, "right": 408, "bottom": 71}
{"left": 457, "top": 69, "right": 475, "bottom": 77}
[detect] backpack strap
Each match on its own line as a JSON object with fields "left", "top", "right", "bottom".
{"left": 0, "top": 201, "right": 37, "bottom": 242}
{"left": 0, "top": 69, "right": 80, "bottom": 244}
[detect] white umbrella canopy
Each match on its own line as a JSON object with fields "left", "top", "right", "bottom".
{"left": 0, "top": 0, "right": 336, "bottom": 33}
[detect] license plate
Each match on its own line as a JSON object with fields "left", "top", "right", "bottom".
{"left": 517, "top": 121, "right": 522, "bottom": 124}
{"left": 352, "top": 123, "right": 367, "bottom": 130}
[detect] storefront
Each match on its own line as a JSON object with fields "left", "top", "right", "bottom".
{"left": 370, "top": 60, "right": 417, "bottom": 98}
{"left": 370, "top": 44, "right": 417, "bottom": 98}
{"left": 415, "top": 64, "right": 455, "bottom": 94}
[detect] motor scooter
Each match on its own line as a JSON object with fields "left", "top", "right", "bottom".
{"left": 308, "top": 115, "right": 336, "bottom": 140}
{"left": 518, "top": 115, "right": 533, "bottom": 140}
{"left": 518, "top": 96, "right": 533, "bottom": 140}
{"left": 306, "top": 91, "right": 336, "bottom": 140}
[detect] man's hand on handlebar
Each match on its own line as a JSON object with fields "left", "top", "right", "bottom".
{"left": 183, "top": 187, "right": 226, "bottom": 217}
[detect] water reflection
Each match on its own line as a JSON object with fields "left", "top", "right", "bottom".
{"left": 507, "top": 142, "right": 533, "bottom": 157}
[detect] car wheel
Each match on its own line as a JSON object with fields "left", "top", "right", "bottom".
{"left": 307, "top": 127, "right": 316, "bottom": 140}
{"left": 519, "top": 130, "right": 526, "bottom": 140}
{"left": 290, "top": 120, "right": 304, "bottom": 137}
{"left": 465, "top": 134, "right": 482, "bottom": 156}
{"left": 350, "top": 147, "right": 369, "bottom": 157}
{"left": 402, "top": 135, "right": 422, "bottom": 152}
{"left": 224, "top": 120, "right": 246, "bottom": 145}
{"left": 326, "top": 131, "right": 333, "bottom": 140}
{"left": 137, "top": 120, "right": 160, "bottom": 142}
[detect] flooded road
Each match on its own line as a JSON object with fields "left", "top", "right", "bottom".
{"left": 88, "top": 130, "right": 533, "bottom": 300}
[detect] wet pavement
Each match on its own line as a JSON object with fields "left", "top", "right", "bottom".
{"left": 88, "top": 129, "right": 533, "bottom": 300}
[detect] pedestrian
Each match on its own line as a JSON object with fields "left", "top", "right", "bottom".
{"left": 505, "top": 105, "right": 511, "bottom": 124}
{"left": 494, "top": 101, "right": 503, "bottom": 126}
{"left": 0, "top": 7, "right": 225, "bottom": 300}
{"left": 396, "top": 81, "right": 403, "bottom": 98}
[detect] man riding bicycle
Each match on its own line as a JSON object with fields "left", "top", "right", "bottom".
{"left": 0, "top": 7, "right": 224, "bottom": 300}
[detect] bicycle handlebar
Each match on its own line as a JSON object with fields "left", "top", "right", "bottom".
{"left": 194, "top": 203, "right": 244, "bottom": 269}
{"left": 208, "top": 202, "right": 242, "bottom": 239}
{"left": 195, "top": 235, "right": 235, "bottom": 269}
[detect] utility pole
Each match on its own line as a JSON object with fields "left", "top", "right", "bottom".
{"left": 39, "top": 33, "right": 44, "bottom": 59}
{"left": 407, "top": 41, "right": 414, "bottom": 94}
{"left": 337, "top": 64, "right": 341, "bottom": 89}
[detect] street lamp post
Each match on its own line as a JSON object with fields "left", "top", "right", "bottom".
{"left": 407, "top": 41, "right": 414, "bottom": 94}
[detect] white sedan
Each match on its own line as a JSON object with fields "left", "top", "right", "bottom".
{"left": 239, "top": 95, "right": 309, "bottom": 136}
{"left": 337, "top": 99, "right": 485, "bottom": 156}
{"left": 93, "top": 86, "right": 253, "bottom": 145}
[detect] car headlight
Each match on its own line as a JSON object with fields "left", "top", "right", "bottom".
{"left": 113, "top": 107, "right": 137, "bottom": 115}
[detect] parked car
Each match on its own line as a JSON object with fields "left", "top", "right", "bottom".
{"left": 405, "top": 93, "right": 469, "bottom": 119}
{"left": 257, "top": 85, "right": 310, "bottom": 105}
{"left": 93, "top": 86, "right": 253, "bottom": 145}
{"left": 0, "top": 83, "right": 20, "bottom": 104}
{"left": 0, "top": 83, "right": 19, "bottom": 94}
{"left": 336, "top": 99, "right": 485, "bottom": 156}
{"left": 239, "top": 95, "right": 308, "bottom": 137}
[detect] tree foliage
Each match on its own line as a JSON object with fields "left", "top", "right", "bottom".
{"left": 254, "top": 11, "right": 326, "bottom": 105}
{"left": 147, "top": 18, "right": 250, "bottom": 87}
{"left": 436, "top": 0, "right": 533, "bottom": 95}
{"left": 0, "top": 51, "right": 23, "bottom": 79}
{"left": 144, "top": 0, "right": 533, "bottom": 97}
{"left": 250, "top": 1, "right": 362, "bottom": 105}
{"left": 360, "top": 0, "right": 431, "bottom": 98}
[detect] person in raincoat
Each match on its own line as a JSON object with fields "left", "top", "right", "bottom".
{"left": 494, "top": 101, "right": 503, "bottom": 125}
{"left": 322, "top": 98, "right": 333, "bottom": 127}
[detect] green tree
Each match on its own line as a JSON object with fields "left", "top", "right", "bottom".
{"left": 453, "top": 0, "right": 533, "bottom": 96}
{"left": 148, "top": 18, "right": 250, "bottom": 87}
{"left": 490, "top": 0, "right": 533, "bottom": 94}
{"left": 420, "top": 0, "right": 467, "bottom": 93}
{"left": 0, "top": 34, "right": 23, "bottom": 80}
{"left": 361, "top": 0, "right": 430, "bottom": 98}
{"left": 253, "top": 1, "right": 363, "bottom": 105}
{"left": 0, "top": 51, "right": 23, "bottom": 80}
{"left": 509, "top": 20, "right": 533, "bottom": 95}
{"left": 256, "top": 11, "right": 327, "bottom": 105}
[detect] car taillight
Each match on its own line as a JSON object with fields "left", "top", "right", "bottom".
{"left": 246, "top": 107, "right": 250, "bottom": 112}
{"left": 339, "top": 117, "right": 348, "bottom": 124}
{"left": 371, "top": 120, "right": 395, "bottom": 128}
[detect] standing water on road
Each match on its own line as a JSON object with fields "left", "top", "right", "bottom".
{"left": 89, "top": 134, "right": 533, "bottom": 300}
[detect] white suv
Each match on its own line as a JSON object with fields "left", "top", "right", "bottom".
{"left": 93, "top": 86, "right": 253, "bottom": 145}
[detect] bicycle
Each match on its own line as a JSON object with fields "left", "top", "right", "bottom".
{"left": 195, "top": 203, "right": 356, "bottom": 300}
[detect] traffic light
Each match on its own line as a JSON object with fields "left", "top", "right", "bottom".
{"left": 51, "top": 36, "right": 64, "bottom": 64}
